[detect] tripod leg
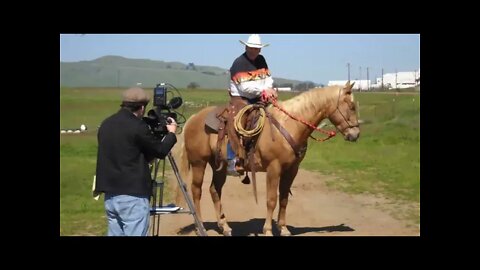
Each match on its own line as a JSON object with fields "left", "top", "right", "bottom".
{"left": 168, "top": 153, "right": 208, "bottom": 236}
{"left": 149, "top": 159, "right": 165, "bottom": 237}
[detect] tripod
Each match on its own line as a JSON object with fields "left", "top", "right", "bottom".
{"left": 150, "top": 152, "right": 207, "bottom": 236}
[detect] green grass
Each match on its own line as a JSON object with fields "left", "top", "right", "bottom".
{"left": 301, "top": 92, "right": 420, "bottom": 224}
{"left": 303, "top": 93, "right": 419, "bottom": 197}
{"left": 60, "top": 87, "right": 420, "bottom": 235}
{"left": 60, "top": 130, "right": 103, "bottom": 235}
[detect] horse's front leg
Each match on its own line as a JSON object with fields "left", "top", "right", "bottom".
{"left": 263, "top": 162, "right": 281, "bottom": 236}
{"left": 209, "top": 160, "right": 232, "bottom": 236}
{"left": 277, "top": 164, "right": 299, "bottom": 236}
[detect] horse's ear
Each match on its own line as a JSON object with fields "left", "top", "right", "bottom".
{"left": 344, "top": 81, "right": 355, "bottom": 93}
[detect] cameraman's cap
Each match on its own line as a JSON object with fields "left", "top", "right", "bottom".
{"left": 122, "top": 87, "right": 150, "bottom": 104}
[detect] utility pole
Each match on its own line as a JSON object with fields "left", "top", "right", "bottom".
{"left": 366, "top": 67, "right": 370, "bottom": 91}
{"left": 359, "top": 66, "right": 362, "bottom": 91}
{"left": 347, "top": 62, "right": 350, "bottom": 81}
{"left": 395, "top": 68, "right": 398, "bottom": 89}
{"left": 381, "top": 68, "right": 384, "bottom": 90}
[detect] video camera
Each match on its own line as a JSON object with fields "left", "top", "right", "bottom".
{"left": 143, "top": 83, "right": 183, "bottom": 138}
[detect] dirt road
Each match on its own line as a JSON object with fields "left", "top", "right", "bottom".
{"left": 152, "top": 164, "right": 419, "bottom": 236}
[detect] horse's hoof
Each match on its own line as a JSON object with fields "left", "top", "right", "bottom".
{"left": 263, "top": 228, "right": 273, "bottom": 236}
{"left": 241, "top": 175, "right": 250, "bottom": 184}
{"left": 218, "top": 220, "right": 232, "bottom": 236}
{"left": 278, "top": 225, "right": 292, "bottom": 236}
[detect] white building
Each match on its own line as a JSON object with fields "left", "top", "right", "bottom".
{"left": 328, "top": 69, "right": 420, "bottom": 90}
{"left": 274, "top": 87, "right": 292, "bottom": 92}
{"left": 375, "top": 70, "right": 420, "bottom": 89}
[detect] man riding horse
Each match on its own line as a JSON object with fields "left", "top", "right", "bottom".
{"left": 225, "top": 34, "right": 277, "bottom": 176}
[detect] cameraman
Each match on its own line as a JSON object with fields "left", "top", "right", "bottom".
{"left": 95, "top": 87, "right": 177, "bottom": 236}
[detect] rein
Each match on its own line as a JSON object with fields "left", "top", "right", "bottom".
{"left": 261, "top": 92, "right": 336, "bottom": 142}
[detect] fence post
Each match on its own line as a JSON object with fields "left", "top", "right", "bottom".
{"left": 356, "top": 101, "right": 360, "bottom": 119}
{"left": 392, "top": 98, "right": 396, "bottom": 118}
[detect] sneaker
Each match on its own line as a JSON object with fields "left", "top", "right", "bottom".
{"left": 226, "top": 159, "right": 241, "bottom": 176}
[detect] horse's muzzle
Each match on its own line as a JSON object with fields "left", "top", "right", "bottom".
{"left": 344, "top": 127, "right": 360, "bottom": 142}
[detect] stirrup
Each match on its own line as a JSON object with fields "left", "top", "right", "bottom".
{"left": 227, "top": 159, "right": 243, "bottom": 176}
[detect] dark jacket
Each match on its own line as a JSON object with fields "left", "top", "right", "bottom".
{"left": 230, "top": 52, "right": 269, "bottom": 77}
{"left": 95, "top": 108, "right": 177, "bottom": 197}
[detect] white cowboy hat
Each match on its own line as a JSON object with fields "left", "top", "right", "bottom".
{"left": 239, "top": 34, "right": 269, "bottom": 48}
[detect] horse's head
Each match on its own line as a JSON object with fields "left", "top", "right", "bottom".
{"left": 327, "top": 81, "right": 360, "bottom": 142}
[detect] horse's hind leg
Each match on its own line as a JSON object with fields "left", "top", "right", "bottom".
{"left": 190, "top": 160, "right": 208, "bottom": 224}
{"left": 277, "top": 164, "right": 299, "bottom": 236}
{"left": 209, "top": 160, "right": 232, "bottom": 236}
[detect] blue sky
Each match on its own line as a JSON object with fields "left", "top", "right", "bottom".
{"left": 60, "top": 34, "right": 420, "bottom": 85}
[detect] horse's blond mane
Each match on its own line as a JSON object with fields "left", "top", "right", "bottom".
{"left": 273, "top": 85, "right": 341, "bottom": 121}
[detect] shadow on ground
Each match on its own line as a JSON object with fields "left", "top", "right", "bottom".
{"left": 176, "top": 218, "right": 354, "bottom": 236}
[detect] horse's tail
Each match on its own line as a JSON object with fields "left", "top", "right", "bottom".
{"left": 174, "top": 117, "right": 192, "bottom": 208}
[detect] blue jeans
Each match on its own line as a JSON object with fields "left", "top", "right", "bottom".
{"left": 104, "top": 193, "right": 150, "bottom": 236}
{"left": 227, "top": 141, "right": 236, "bottom": 160}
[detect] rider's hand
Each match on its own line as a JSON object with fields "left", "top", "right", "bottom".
{"left": 166, "top": 117, "right": 177, "bottom": 133}
{"left": 265, "top": 88, "right": 278, "bottom": 99}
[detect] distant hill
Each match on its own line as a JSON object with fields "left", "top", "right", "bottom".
{"left": 60, "top": 55, "right": 307, "bottom": 89}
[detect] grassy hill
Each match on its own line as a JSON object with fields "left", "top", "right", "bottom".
{"left": 60, "top": 55, "right": 306, "bottom": 89}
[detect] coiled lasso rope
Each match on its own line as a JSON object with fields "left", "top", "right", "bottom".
{"left": 234, "top": 104, "right": 266, "bottom": 137}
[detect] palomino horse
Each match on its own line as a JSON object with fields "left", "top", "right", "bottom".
{"left": 177, "top": 82, "right": 360, "bottom": 236}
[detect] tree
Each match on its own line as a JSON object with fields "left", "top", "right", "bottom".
{"left": 279, "top": 83, "right": 293, "bottom": 88}
{"left": 201, "top": 71, "right": 215, "bottom": 76}
{"left": 294, "top": 81, "right": 316, "bottom": 91}
{"left": 187, "top": 82, "right": 199, "bottom": 89}
{"left": 186, "top": 63, "right": 196, "bottom": 71}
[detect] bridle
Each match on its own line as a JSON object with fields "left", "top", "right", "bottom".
{"left": 331, "top": 88, "right": 360, "bottom": 135}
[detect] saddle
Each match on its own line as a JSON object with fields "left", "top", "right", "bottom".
{"left": 205, "top": 97, "right": 307, "bottom": 186}
{"left": 205, "top": 97, "right": 265, "bottom": 176}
